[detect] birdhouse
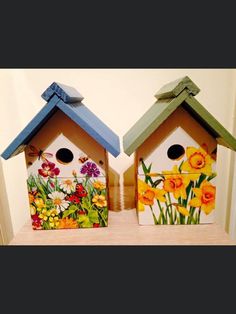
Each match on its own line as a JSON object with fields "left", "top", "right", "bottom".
{"left": 123, "top": 76, "right": 236, "bottom": 225}
{"left": 1, "top": 82, "right": 120, "bottom": 230}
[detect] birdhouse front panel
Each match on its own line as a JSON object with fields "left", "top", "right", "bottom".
{"left": 136, "top": 106, "right": 218, "bottom": 225}
{"left": 25, "top": 110, "right": 109, "bottom": 230}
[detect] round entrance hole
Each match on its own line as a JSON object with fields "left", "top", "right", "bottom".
{"left": 56, "top": 148, "right": 74, "bottom": 164}
{"left": 167, "top": 144, "right": 185, "bottom": 160}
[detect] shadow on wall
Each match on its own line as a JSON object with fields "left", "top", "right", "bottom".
{"left": 0, "top": 160, "right": 14, "bottom": 244}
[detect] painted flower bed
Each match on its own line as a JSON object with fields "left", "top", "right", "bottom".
{"left": 27, "top": 161, "right": 108, "bottom": 230}
{"left": 138, "top": 145, "right": 217, "bottom": 224}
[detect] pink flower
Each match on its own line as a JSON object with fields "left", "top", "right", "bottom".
{"left": 31, "top": 214, "right": 42, "bottom": 230}
{"left": 38, "top": 161, "right": 60, "bottom": 178}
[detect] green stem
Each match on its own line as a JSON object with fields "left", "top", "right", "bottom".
{"left": 150, "top": 206, "right": 158, "bottom": 225}
{"left": 167, "top": 193, "right": 174, "bottom": 224}
{"left": 98, "top": 210, "right": 107, "bottom": 226}
{"left": 197, "top": 208, "right": 201, "bottom": 224}
{"left": 157, "top": 200, "right": 166, "bottom": 224}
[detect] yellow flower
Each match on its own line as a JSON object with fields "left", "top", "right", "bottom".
{"left": 93, "top": 180, "right": 106, "bottom": 190}
{"left": 162, "top": 165, "right": 199, "bottom": 200}
{"left": 34, "top": 198, "right": 46, "bottom": 211}
{"left": 189, "top": 180, "right": 216, "bottom": 215}
{"left": 38, "top": 209, "right": 51, "bottom": 221}
{"left": 58, "top": 217, "right": 78, "bottom": 229}
{"left": 174, "top": 204, "right": 190, "bottom": 216}
{"left": 49, "top": 216, "right": 59, "bottom": 228}
{"left": 181, "top": 146, "right": 214, "bottom": 175}
{"left": 137, "top": 179, "right": 166, "bottom": 211}
{"left": 30, "top": 205, "right": 36, "bottom": 215}
{"left": 92, "top": 195, "right": 107, "bottom": 207}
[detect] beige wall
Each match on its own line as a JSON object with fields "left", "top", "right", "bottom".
{"left": 0, "top": 69, "right": 235, "bottom": 238}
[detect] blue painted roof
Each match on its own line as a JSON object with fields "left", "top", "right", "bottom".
{"left": 1, "top": 84, "right": 120, "bottom": 159}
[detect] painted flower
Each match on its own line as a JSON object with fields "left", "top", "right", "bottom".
{"left": 28, "top": 192, "right": 35, "bottom": 204}
{"left": 78, "top": 210, "right": 87, "bottom": 215}
{"left": 30, "top": 205, "right": 36, "bottom": 215}
{"left": 38, "top": 209, "right": 51, "bottom": 221}
{"left": 34, "top": 198, "right": 46, "bottom": 210}
{"left": 48, "top": 191, "right": 70, "bottom": 212}
{"left": 162, "top": 165, "right": 199, "bottom": 200}
{"left": 49, "top": 216, "right": 60, "bottom": 229}
{"left": 31, "top": 214, "right": 42, "bottom": 230}
{"left": 92, "top": 195, "right": 107, "bottom": 208}
{"left": 80, "top": 162, "right": 100, "bottom": 177}
{"left": 189, "top": 180, "right": 216, "bottom": 215}
{"left": 181, "top": 146, "right": 214, "bottom": 175}
{"left": 93, "top": 180, "right": 106, "bottom": 190}
{"left": 59, "top": 179, "right": 76, "bottom": 194}
{"left": 138, "top": 179, "right": 166, "bottom": 211}
{"left": 93, "top": 223, "right": 100, "bottom": 228}
{"left": 38, "top": 161, "right": 60, "bottom": 178}
{"left": 173, "top": 204, "right": 190, "bottom": 217}
{"left": 76, "top": 183, "right": 87, "bottom": 198}
{"left": 66, "top": 194, "right": 81, "bottom": 204}
{"left": 58, "top": 217, "right": 78, "bottom": 229}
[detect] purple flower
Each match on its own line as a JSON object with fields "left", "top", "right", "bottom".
{"left": 80, "top": 162, "right": 100, "bottom": 177}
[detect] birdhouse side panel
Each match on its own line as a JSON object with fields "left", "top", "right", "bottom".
{"left": 25, "top": 110, "right": 109, "bottom": 230}
{"left": 135, "top": 107, "right": 217, "bottom": 225}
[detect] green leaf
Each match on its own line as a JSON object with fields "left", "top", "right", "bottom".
{"left": 62, "top": 205, "right": 78, "bottom": 218}
{"left": 207, "top": 172, "right": 217, "bottom": 181}
{"left": 152, "top": 179, "right": 162, "bottom": 187}
{"left": 196, "top": 174, "right": 207, "bottom": 187}
{"left": 77, "top": 215, "right": 93, "bottom": 228}
{"left": 88, "top": 210, "right": 99, "bottom": 224}
{"left": 178, "top": 160, "right": 184, "bottom": 173}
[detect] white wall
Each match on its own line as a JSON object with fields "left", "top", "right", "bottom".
{"left": 0, "top": 69, "right": 235, "bottom": 237}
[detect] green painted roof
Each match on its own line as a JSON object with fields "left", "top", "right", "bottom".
{"left": 123, "top": 76, "right": 236, "bottom": 156}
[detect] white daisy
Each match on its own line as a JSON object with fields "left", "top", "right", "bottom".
{"left": 48, "top": 191, "right": 70, "bottom": 212}
{"left": 59, "top": 179, "right": 76, "bottom": 194}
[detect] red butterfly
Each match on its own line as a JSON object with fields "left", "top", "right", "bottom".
{"left": 28, "top": 145, "right": 53, "bottom": 162}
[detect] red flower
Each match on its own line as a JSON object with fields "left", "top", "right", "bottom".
{"left": 38, "top": 161, "right": 60, "bottom": 178}
{"left": 66, "top": 194, "right": 80, "bottom": 204}
{"left": 31, "top": 214, "right": 42, "bottom": 230}
{"left": 93, "top": 223, "right": 100, "bottom": 228}
{"left": 78, "top": 210, "right": 86, "bottom": 215}
{"left": 76, "top": 184, "right": 87, "bottom": 197}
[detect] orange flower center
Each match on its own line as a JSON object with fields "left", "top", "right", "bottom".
{"left": 201, "top": 186, "right": 215, "bottom": 204}
{"left": 189, "top": 152, "right": 205, "bottom": 169}
{"left": 54, "top": 198, "right": 62, "bottom": 206}
{"left": 163, "top": 177, "right": 183, "bottom": 192}
{"left": 139, "top": 189, "right": 155, "bottom": 205}
{"left": 65, "top": 179, "right": 72, "bottom": 185}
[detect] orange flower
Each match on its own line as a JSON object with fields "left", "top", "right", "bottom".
{"left": 58, "top": 217, "right": 78, "bottom": 229}
{"left": 28, "top": 193, "right": 35, "bottom": 204}
{"left": 181, "top": 146, "right": 214, "bottom": 175}
{"left": 138, "top": 179, "right": 166, "bottom": 211}
{"left": 189, "top": 180, "right": 216, "bottom": 215}
{"left": 162, "top": 165, "right": 199, "bottom": 200}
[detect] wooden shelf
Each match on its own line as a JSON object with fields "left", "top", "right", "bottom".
{"left": 9, "top": 209, "right": 235, "bottom": 245}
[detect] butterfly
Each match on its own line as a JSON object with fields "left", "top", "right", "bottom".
{"left": 78, "top": 155, "right": 89, "bottom": 164}
{"left": 28, "top": 145, "right": 53, "bottom": 162}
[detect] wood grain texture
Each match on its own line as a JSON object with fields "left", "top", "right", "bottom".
{"left": 9, "top": 187, "right": 235, "bottom": 246}
{"left": 155, "top": 76, "right": 200, "bottom": 100}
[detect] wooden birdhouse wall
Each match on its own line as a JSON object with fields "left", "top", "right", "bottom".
{"left": 135, "top": 106, "right": 218, "bottom": 225}
{"left": 25, "top": 110, "right": 109, "bottom": 230}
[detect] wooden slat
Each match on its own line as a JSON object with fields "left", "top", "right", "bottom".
{"left": 155, "top": 76, "right": 200, "bottom": 100}
{"left": 185, "top": 95, "right": 236, "bottom": 151}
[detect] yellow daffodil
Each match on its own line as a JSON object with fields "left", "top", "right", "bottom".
{"left": 189, "top": 180, "right": 216, "bottom": 215}
{"left": 49, "top": 216, "right": 59, "bottom": 228}
{"left": 34, "top": 198, "right": 46, "bottom": 211}
{"left": 92, "top": 195, "right": 107, "bottom": 208}
{"left": 137, "top": 179, "right": 166, "bottom": 211}
{"left": 93, "top": 180, "right": 106, "bottom": 190}
{"left": 58, "top": 217, "right": 78, "bottom": 229}
{"left": 162, "top": 165, "right": 199, "bottom": 200}
{"left": 173, "top": 204, "right": 190, "bottom": 216}
{"left": 181, "top": 146, "right": 214, "bottom": 175}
